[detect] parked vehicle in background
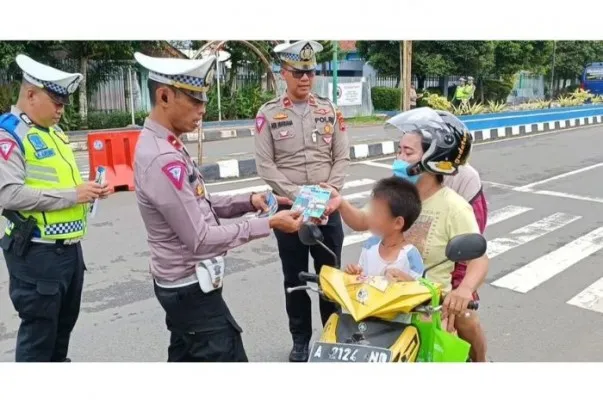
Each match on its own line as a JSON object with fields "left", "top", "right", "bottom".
{"left": 581, "top": 63, "right": 603, "bottom": 96}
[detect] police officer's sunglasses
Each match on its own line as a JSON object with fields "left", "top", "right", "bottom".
{"left": 283, "top": 68, "right": 316, "bottom": 79}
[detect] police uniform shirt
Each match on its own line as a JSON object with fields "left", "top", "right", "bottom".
{"left": 254, "top": 40, "right": 350, "bottom": 200}
{"left": 132, "top": 52, "right": 271, "bottom": 283}
{"left": 254, "top": 93, "right": 350, "bottom": 200}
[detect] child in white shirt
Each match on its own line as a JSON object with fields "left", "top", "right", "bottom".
{"left": 344, "top": 176, "right": 425, "bottom": 281}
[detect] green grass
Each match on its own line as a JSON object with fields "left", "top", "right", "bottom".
{"left": 345, "top": 115, "right": 388, "bottom": 126}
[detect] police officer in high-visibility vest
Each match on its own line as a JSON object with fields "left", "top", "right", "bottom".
{"left": 452, "top": 77, "right": 467, "bottom": 107}
{"left": 466, "top": 76, "right": 476, "bottom": 102}
{"left": 0, "top": 54, "right": 110, "bottom": 362}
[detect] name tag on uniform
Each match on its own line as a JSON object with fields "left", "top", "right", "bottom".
{"left": 28, "top": 133, "right": 55, "bottom": 159}
{"left": 195, "top": 256, "right": 225, "bottom": 293}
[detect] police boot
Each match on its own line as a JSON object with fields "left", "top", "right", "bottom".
{"left": 289, "top": 340, "right": 309, "bottom": 362}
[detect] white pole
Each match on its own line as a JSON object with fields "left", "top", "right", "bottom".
{"left": 216, "top": 56, "right": 222, "bottom": 122}
{"left": 128, "top": 67, "right": 135, "bottom": 126}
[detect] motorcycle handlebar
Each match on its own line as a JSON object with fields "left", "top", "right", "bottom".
{"left": 297, "top": 271, "right": 479, "bottom": 311}
{"left": 298, "top": 272, "right": 318, "bottom": 283}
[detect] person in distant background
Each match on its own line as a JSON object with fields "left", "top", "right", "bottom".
{"left": 466, "top": 77, "right": 476, "bottom": 102}
{"left": 409, "top": 83, "right": 422, "bottom": 109}
{"left": 452, "top": 77, "right": 467, "bottom": 107}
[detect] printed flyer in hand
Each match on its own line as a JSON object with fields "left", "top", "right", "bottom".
{"left": 292, "top": 185, "right": 331, "bottom": 222}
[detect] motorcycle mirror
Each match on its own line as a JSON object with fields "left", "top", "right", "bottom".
{"left": 299, "top": 222, "right": 324, "bottom": 246}
{"left": 445, "top": 233, "right": 487, "bottom": 263}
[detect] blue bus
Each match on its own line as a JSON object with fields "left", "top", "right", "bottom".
{"left": 581, "top": 63, "right": 603, "bottom": 96}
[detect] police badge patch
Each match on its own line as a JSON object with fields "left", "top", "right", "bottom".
{"left": 0, "top": 139, "right": 16, "bottom": 161}
{"left": 27, "top": 133, "right": 55, "bottom": 159}
{"left": 300, "top": 43, "right": 314, "bottom": 61}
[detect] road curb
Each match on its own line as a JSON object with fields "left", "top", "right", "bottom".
{"left": 198, "top": 114, "right": 603, "bottom": 182}
{"left": 66, "top": 120, "right": 388, "bottom": 152}
{"left": 68, "top": 126, "right": 255, "bottom": 152}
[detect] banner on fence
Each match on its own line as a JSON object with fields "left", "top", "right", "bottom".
{"left": 327, "top": 82, "right": 363, "bottom": 106}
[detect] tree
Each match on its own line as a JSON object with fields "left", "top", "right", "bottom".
{"left": 356, "top": 41, "right": 400, "bottom": 78}
{"left": 356, "top": 40, "right": 558, "bottom": 94}
{"left": 546, "top": 41, "right": 603, "bottom": 92}
{"left": 48, "top": 41, "right": 164, "bottom": 127}
{"left": 195, "top": 40, "right": 278, "bottom": 92}
{"left": 492, "top": 41, "right": 553, "bottom": 77}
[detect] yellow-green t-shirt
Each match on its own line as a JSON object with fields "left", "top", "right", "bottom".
{"left": 362, "top": 186, "right": 479, "bottom": 292}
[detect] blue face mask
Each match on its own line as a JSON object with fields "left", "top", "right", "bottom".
{"left": 392, "top": 159, "right": 420, "bottom": 184}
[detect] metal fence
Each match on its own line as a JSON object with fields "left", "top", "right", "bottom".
{"left": 89, "top": 67, "right": 143, "bottom": 113}
{"left": 275, "top": 76, "right": 374, "bottom": 117}
{"left": 507, "top": 72, "right": 546, "bottom": 104}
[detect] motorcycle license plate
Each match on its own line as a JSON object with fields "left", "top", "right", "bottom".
{"left": 308, "top": 342, "right": 392, "bottom": 363}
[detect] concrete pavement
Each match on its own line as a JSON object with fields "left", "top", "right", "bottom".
{"left": 3, "top": 124, "right": 603, "bottom": 361}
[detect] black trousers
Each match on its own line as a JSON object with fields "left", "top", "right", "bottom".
{"left": 154, "top": 281, "right": 248, "bottom": 362}
{"left": 274, "top": 209, "right": 344, "bottom": 343}
{"left": 2, "top": 237, "right": 85, "bottom": 362}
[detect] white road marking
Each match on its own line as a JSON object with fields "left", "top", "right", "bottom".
{"left": 487, "top": 205, "right": 533, "bottom": 226}
{"left": 341, "top": 204, "right": 533, "bottom": 250}
{"left": 342, "top": 178, "right": 376, "bottom": 188}
{"left": 216, "top": 179, "right": 375, "bottom": 197}
{"left": 208, "top": 173, "right": 356, "bottom": 187}
{"left": 516, "top": 162, "right": 603, "bottom": 190}
{"left": 483, "top": 181, "right": 519, "bottom": 190}
{"left": 358, "top": 160, "right": 392, "bottom": 169}
{"left": 492, "top": 226, "right": 603, "bottom": 294}
{"left": 486, "top": 212, "right": 581, "bottom": 258}
{"left": 342, "top": 191, "right": 371, "bottom": 201}
{"left": 343, "top": 232, "right": 373, "bottom": 247}
{"left": 529, "top": 189, "right": 603, "bottom": 205}
{"left": 207, "top": 177, "right": 261, "bottom": 186}
{"left": 567, "top": 276, "right": 603, "bottom": 314}
{"left": 482, "top": 181, "right": 603, "bottom": 205}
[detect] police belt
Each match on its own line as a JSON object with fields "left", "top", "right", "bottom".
{"left": 31, "top": 237, "right": 81, "bottom": 246}
{"left": 155, "top": 273, "right": 199, "bottom": 289}
{"left": 3, "top": 209, "right": 81, "bottom": 246}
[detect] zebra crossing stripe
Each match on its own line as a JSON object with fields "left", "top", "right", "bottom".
{"left": 486, "top": 212, "right": 581, "bottom": 258}
{"left": 343, "top": 232, "right": 373, "bottom": 247}
{"left": 492, "top": 226, "right": 603, "bottom": 294}
{"left": 216, "top": 178, "right": 376, "bottom": 197}
{"left": 567, "top": 276, "right": 603, "bottom": 314}
{"left": 487, "top": 205, "right": 532, "bottom": 226}
{"left": 342, "top": 204, "right": 533, "bottom": 249}
{"left": 343, "top": 191, "right": 371, "bottom": 201}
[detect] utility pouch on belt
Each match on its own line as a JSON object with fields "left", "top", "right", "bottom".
{"left": 2, "top": 210, "right": 36, "bottom": 257}
{"left": 195, "top": 256, "right": 225, "bottom": 293}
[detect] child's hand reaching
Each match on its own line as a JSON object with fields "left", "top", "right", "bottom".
{"left": 385, "top": 268, "right": 414, "bottom": 282}
{"left": 344, "top": 264, "right": 363, "bottom": 275}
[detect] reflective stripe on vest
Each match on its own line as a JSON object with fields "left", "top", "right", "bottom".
{"left": 0, "top": 112, "right": 87, "bottom": 240}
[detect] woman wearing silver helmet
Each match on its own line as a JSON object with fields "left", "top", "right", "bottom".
{"left": 320, "top": 107, "right": 489, "bottom": 361}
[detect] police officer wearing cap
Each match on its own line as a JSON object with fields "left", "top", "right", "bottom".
{"left": 466, "top": 76, "right": 476, "bottom": 102}
{"left": 453, "top": 77, "right": 467, "bottom": 107}
{"left": 254, "top": 40, "right": 350, "bottom": 362}
{"left": 133, "top": 52, "right": 303, "bottom": 362}
{"left": 0, "top": 55, "right": 110, "bottom": 362}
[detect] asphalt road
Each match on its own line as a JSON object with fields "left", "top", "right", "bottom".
{"left": 2, "top": 124, "right": 603, "bottom": 362}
